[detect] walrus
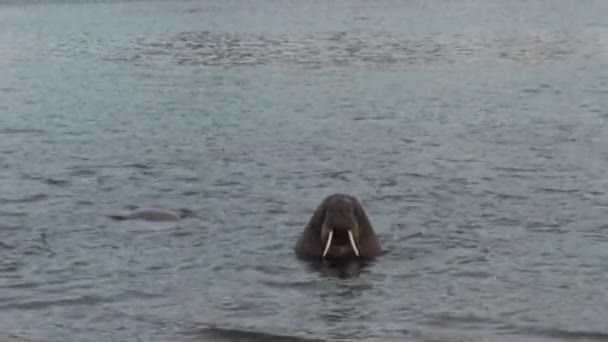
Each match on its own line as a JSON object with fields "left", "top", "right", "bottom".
{"left": 108, "top": 207, "right": 181, "bottom": 222}
{"left": 294, "top": 193, "right": 382, "bottom": 261}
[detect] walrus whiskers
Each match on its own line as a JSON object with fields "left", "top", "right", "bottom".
{"left": 322, "top": 229, "right": 333, "bottom": 258}
{"left": 347, "top": 230, "right": 360, "bottom": 256}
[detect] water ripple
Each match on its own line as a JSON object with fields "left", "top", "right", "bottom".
{"left": 0, "top": 194, "right": 48, "bottom": 204}
{"left": 0, "top": 128, "right": 44, "bottom": 135}
{"left": 108, "top": 30, "right": 596, "bottom": 69}
{"left": 503, "top": 325, "right": 608, "bottom": 342}
{"left": 184, "top": 326, "right": 324, "bottom": 342}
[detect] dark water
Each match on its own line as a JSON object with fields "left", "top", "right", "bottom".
{"left": 2, "top": 0, "right": 608, "bottom": 341}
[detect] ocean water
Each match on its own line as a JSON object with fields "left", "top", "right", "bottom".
{"left": 1, "top": 0, "right": 608, "bottom": 341}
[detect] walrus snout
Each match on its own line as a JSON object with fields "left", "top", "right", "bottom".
{"left": 319, "top": 217, "right": 358, "bottom": 260}
{"left": 321, "top": 222, "right": 360, "bottom": 259}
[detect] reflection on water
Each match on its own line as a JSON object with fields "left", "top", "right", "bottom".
{"left": 304, "top": 258, "right": 376, "bottom": 280}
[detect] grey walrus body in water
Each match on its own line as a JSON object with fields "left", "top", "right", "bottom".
{"left": 294, "top": 193, "right": 382, "bottom": 261}
{"left": 108, "top": 208, "right": 181, "bottom": 222}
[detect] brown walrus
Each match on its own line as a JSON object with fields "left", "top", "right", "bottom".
{"left": 294, "top": 193, "right": 382, "bottom": 261}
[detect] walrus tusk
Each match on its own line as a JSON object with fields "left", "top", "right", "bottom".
{"left": 347, "top": 230, "right": 360, "bottom": 256}
{"left": 322, "top": 229, "right": 333, "bottom": 258}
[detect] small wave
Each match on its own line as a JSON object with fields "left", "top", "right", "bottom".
{"left": 402, "top": 172, "right": 434, "bottom": 180}
{"left": 503, "top": 324, "right": 608, "bottom": 341}
{"left": 43, "top": 178, "right": 70, "bottom": 186}
{"left": 450, "top": 270, "right": 491, "bottom": 279}
{"left": 259, "top": 278, "right": 320, "bottom": 290}
{"left": 266, "top": 206, "right": 288, "bottom": 215}
{"left": 1, "top": 149, "right": 17, "bottom": 155}
{"left": 20, "top": 242, "right": 53, "bottom": 257}
{"left": 175, "top": 176, "right": 200, "bottom": 182}
{"left": 319, "top": 170, "right": 352, "bottom": 181}
{"left": 0, "top": 128, "right": 44, "bottom": 135}
{"left": 185, "top": 325, "right": 324, "bottom": 342}
{"left": 67, "top": 163, "right": 156, "bottom": 175}
{"left": 583, "top": 231, "right": 608, "bottom": 242}
{"left": 124, "top": 163, "right": 153, "bottom": 170}
{"left": 521, "top": 87, "right": 544, "bottom": 94}
{"left": 0, "top": 194, "right": 48, "bottom": 204}
{"left": 0, "top": 294, "right": 115, "bottom": 311}
{"left": 0, "top": 332, "right": 40, "bottom": 342}
{"left": 422, "top": 312, "right": 499, "bottom": 329}
{"left": 0, "top": 260, "right": 22, "bottom": 273}
{"left": 372, "top": 194, "right": 407, "bottom": 202}
{"left": 213, "top": 179, "right": 242, "bottom": 187}
{"left": 394, "top": 232, "right": 423, "bottom": 244}
{"left": 584, "top": 88, "right": 608, "bottom": 94}
{"left": 0, "top": 241, "right": 15, "bottom": 250}
{"left": 181, "top": 190, "right": 202, "bottom": 196}
{"left": 533, "top": 186, "right": 581, "bottom": 194}
{"left": 353, "top": 115, "right": 395, "bottom": 121}
{"left": 67, "top": 168, "right": 97, "bottom": 177}
{"left": 490, "top": 217, "right": 523, "bottom": 227}
{"left": 492, "top": 166, "right": 544, "bottom": 173}
{"left": 75, "top": 200, "right": 94, "bottom": 206}
{"left": 20, "top": 173, "right": 71, "bottom": 187}
{"left": 379, "top": 179, "right": 398, "bottom": 188}
{"left": 0, "top": 210, "right": 27, "bottom": 217}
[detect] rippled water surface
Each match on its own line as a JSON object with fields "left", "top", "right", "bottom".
{"left": 2, "top": 0, "right": 608, "bottom": 341}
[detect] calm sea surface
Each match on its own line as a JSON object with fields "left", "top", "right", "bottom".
{"left": 1, "top": 0, "right": 608, "bottom": 341}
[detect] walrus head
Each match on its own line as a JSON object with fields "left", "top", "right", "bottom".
{"left": 295, "top": 193, "right": 382, "bottom": 261}
{"left": 320, "top": 195, "right": 362, "bottom": 259}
